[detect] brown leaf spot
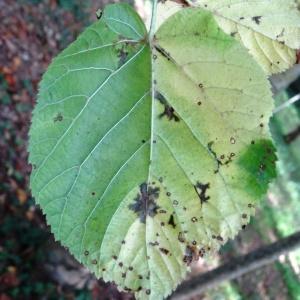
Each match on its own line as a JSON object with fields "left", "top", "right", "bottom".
{"left": 53, "top": 113, "right": 63, "bottom": 122}
{"left": 252, "top": 16, "right": 262, "bottom": 24}
{"left": 128, "top": 183, "right": 160, "bottom": 223}
{"left": 194, "top": 182, "right": 210, "bottom": 204}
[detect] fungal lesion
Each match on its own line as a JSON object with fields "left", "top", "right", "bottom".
{"left": 194, "top": 181, "right": 210, "bottom": 204}
{"left": 252, "top": 16, "right": 262, "bottom": 24}
{"left": 155, "top": 91, "right": 180, "bottom": 122}
{"left": 208, "top": 141, "right": 223, "bottom": 173}
{"left": 208, "top": 141, "right": 235, "bottom": 173}
{"left": 183, "top": 245, "right": 201, "bottom": 266}
{"left": 115, "top": 39, "right": 140, "bottom": 68}
{"left": 168, "top": 214, "right": 176, "bottom": 228}
{"left": 53, "top": 112, "right": 63, "bottom": 122}
{"left": 128, "top": 183, "right": 160, "bottom": 223}
{"left": 153, "top": 44, "right": 174, "bottom": 62}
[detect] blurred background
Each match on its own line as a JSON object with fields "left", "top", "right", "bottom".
{"left": 0, "top": 0, "right": 300, "bottom": 299}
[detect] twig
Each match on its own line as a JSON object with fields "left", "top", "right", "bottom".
{"left": 171, "top": 231, "right": 300, "bottom": 300}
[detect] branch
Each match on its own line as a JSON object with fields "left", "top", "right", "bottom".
{"left": 171, "top": 231, "right": 300, "bottom": 300}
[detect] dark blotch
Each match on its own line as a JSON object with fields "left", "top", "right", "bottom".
{"left": 183, "top": 245, "right": 198, "bottom": 265}
{"left": 252, "top": 16, "right": 262, "bottom": 24}
{"left": 159, "top": 248, "right": 169, "bottom": 255}
{"left": 53, "top": 113, "right": 63, "bottom": 122}
{"left": 128, "top": 183, "right": 160, "bottom": 223}
{"left": 168, "top": 214, "right": 176, "bottom": 228}
{"left": 155, "top": 91, "right": 180, "bottom": 122}
{"left": 194, "top": 182, "right": 210, "bottom": 204}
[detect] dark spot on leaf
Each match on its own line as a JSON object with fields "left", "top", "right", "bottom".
{"left": 208, "top": 141, "right": 223, "bottom": 172}
{"left": 199, "top": 248, "right": 205, "bottom": 257}
{"left": 138, "top": 275, "right": 143, "bottom": 279}
{"left": 112, "top": 255, "right": 117, "bottom": 260}
{"left": 260, "top": 163, "right": 266, "bottom": 171}
{"left": 53, "top": 113, "right": 63, "bottom": 122}
{"left": 192, "top": 240, "right": 197, "bottom": 245}
{"left": 194, "top": 182, "right": 210, "bottom": 204}
{"left": 129, "top": 266, "right": 133, "bottom": 271}
{"left": 96, "top": 9, "right": 102, "bottom": 19}
{"left": 242, "top": 225, "right": 246, "bottom": 229}
{"left": 118, "top": 47, "right": 129, "bottom": 68}
{"left": 159, "top": 248, "right": 169, "bottom": 255}
{"left": 242, "top": 213, "right": 247, "bottom": 219}
{"left": 121, "top": 240, "right": 126, "bottom": 244}
{"left": 155, "top": 91, "right": 180, "bottom": 122}
{"left": 92, "top": 259, "right": 97, "bottom": 264}
{"left": 146, "top": 290, "right": 151, "bottom": 295}
{"left": 183, "top": 245, "right": 199, "bottom": 265}
{"left": 217, "top": 235, "right": 224, "bottom": 242}
{"left": 154, "top": 44, "right": 173, "bottom": 61}
{"left": 119, "top": 262, "right": 123, "bottom": 267}
{"left": 149, "top": 241, "right": 159, "bottom": 246}
{"left": 84, "top": 251, "right": 89, "bottom": 256}
{"left": 168, "top": 214, "right": 176, "bottom": 228}
{"left": 161, "top": 222, "right": 165, "bottom": 226}
{"left": 191, "top": 217, "right": 198, "bottom": 222}
{"left": 178, "top": 232, "right": 185, "bottom": 243}
{"left": 230, "top": 137, "right": 236, "bottom": 144}
{"left": 252, "top": 16, "right": 262, "bottom": 24}
{"left": 128, "top": 183, "right": 160, "bottom": 223}
{"left": 91, "top": 192, "right": 95, "bottom": 196}
{"left": 122, "top": 273, "right": 126, "bottom": 278}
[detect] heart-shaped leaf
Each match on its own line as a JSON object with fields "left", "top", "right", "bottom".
{"left": 185, "top": 0, "right": 300, "bottom": 74}
{"left": 29, "top": 4, "right": 276, "bottom": 299}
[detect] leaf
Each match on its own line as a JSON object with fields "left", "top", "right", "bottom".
{"left": 156, "top": 0, "right": 183, "bottom": 29}
{"left": 29, "top": 4, "right": 277, "bottom": 300}
{"left": 185, "top": 0, "right": 300, "bottom": 74}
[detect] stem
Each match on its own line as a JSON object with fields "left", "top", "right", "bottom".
{"left": 149, "top": 0, "right": 158, "bottom": 40}
{"left": 273, "top": 93, "right": 300, "bottom": 114}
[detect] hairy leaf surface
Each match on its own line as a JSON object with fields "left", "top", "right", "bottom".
{"left": 186, "top": 0, "right": 300, "bottom": 74}
{"left": 29, "top": 4, "right": 276, "bottom": 299}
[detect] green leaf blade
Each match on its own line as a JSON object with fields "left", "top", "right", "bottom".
{"left": 186, "top": 0, "right": 300, "bottom": 74}
{"left": 29, "top": 4, "right": 277, "bottom": 300}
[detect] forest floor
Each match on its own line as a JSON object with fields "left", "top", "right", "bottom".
{"left": 0, "top": 0, "right": 300, "bottom": 299}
